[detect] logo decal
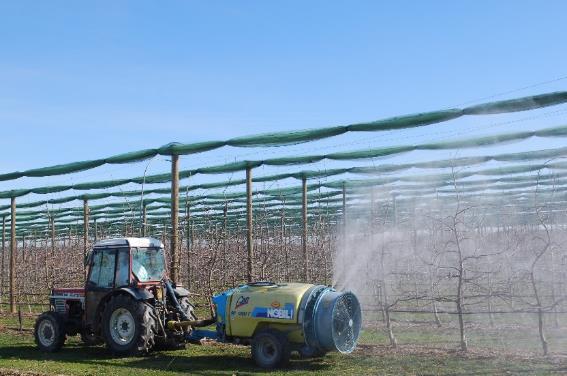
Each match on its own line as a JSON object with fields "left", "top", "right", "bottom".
{"left": 271, "top": 301, "right": 281, "bottom": 309}
{"left": 251, "top": 303, "right": 295, "bottom": 320}
{"left": 235, "top": 296, "right": 250, "bottom": 309}
{"left": 267, "top": 307, "right": 293, "bottom": 319}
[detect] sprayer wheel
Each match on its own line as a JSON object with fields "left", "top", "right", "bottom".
{"left": 251, "top": 329, "right": 290, "bottom": 369}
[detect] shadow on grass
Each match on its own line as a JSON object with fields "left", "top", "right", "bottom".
{"left": 0, "top": 343, "right": 332, "bottom": 375}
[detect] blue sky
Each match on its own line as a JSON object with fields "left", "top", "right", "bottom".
{"left": 1, "top": 1, "right": 567, "bottom": 207}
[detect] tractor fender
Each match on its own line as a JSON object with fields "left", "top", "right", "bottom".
{"left": 117, "top": 287, "right": 154, "bottom": 301}
{"left": 174, "top": 286, "right": 190, "bottom": 298}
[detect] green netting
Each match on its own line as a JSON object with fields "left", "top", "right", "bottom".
{"left": 10, "top": 192, "right": 553, "bottom": 231}
{"left": 437, "top": 179, "right": 567, "bottom": 193}
{"left": 194, "top": 124, "right": 567, "bottom": 173}
{"left": 293, "top": 168, "right": 350, "bottom": 180}
{"left": 494, "top": 146, "right": 567, "bottom": 161}
{"left": 0, "top": 91, "right": 565, "bottom": 182}
{"left": 538, "top": 126, "right": 567, "bottom": 137}
{"left": 463, "top": 91, "right": 567, "bottom": 115}
{"left": 2, "top": 155, "right": 566, "bottom": 218}
{"left": 9, "top": 192, "right": 345, "bottom": 223}
{"left": 9, "top": 198, "right": 345, "bottom": 227}
{"left": 5, "top": 91, "right": 567, "bottom": 232}
{"left": 7, "top": 200, "right": 566, "bottom": 232}
{"left": 198, "top": 161, "right": 262, "bottom": 174}
{"left": 3, "top": 124, "right": 567, "bottom": 202}
{"left": 33, "top": 186, "right": 74, "bottom": 195}
{"left": 105, "top": 149, "right": 158, "bottom": 164}
{"left": 0, "top": 189, "right": 32, "bottom": 199}
{"left": 24, "top": 159, "right": 106, "bottom": 177}
{"left": 473, "top": 164, "right": 545, "bottom": 176}
{"left": 226, "top": 126, "right": 347, "bottom": 147}
{"left": 74, "top": 179, "right": 132, "bottom": 190}
{"left": 12, "top": 180, "right": 566, "bottom": 233}
{"left": 157, "top": 141, "right": 226, "bottom": 155}
{"left": 329, "top": 146, "right": 415, "bottom": 161}
{"left": 346, "top": 109, "right": 463, "bottom": 132}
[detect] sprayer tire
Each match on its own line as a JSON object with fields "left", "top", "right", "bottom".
{"left": 251, "top": 329, "right": 291, "bottom": 369}
{"left": 34, "top": 311, "right": 66, "bottom": 352}
{"left": 102, "top": 294, "right": 156, "bottom": 356}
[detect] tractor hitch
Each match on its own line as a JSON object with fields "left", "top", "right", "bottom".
{"left": 166, "top": 318, "right": 216, "bottom": 330}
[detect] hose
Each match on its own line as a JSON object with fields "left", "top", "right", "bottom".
{"left": 164, "top": 280, "right": 190, "bottom": 321}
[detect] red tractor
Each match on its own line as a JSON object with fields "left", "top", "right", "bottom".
{"left": 34, "top": 237, "right": 205, "bottom": 355}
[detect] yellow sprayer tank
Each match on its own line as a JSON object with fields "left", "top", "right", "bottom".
{"left": 212, "top": 281, "right": 362, "bottom": 358}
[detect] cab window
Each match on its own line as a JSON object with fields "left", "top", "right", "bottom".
{"left": 132, "top": 247, "right": 166, "bottom": 282}
{"left": 88, "top": 250, "right": 116, "bottom": 288}
{"left": 115, "top": 249, "right": 130, "bottom": 287}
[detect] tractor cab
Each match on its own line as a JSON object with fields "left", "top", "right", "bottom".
{"left": 83, "top": 238, "right": 167, "bottom": 330}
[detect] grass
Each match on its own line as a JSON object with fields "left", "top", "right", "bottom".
{"left": 0, "top": 312, "right": 566, "bottom": 375}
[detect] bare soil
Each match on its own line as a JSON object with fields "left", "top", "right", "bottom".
{"left": 357, "top": 342, "right": 567, "bottom": 366}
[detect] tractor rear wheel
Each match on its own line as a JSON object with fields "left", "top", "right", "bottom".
{"left": 251, "top": 329, "right": 291, "bottom": 369}
{"left": 34, "top": 311, "right": 66, "bottom": 352}
{"left": 102, "top": 294, "right": 157, "bottom": 356}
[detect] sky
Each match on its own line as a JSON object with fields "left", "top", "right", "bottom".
{"left": 1, "top": 1, "right": 567, "bottom": 211}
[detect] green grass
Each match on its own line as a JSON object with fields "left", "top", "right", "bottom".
{"left": 0, "top": 313, "right": 566, "bottom": 375}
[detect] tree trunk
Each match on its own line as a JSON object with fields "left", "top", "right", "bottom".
{"left": 384, "top": 305, "right": 397, "bottom": 348}
{"left": 537, "top": 307, "right": 549, "bottom": 356}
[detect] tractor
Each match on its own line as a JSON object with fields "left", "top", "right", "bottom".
{"left": 35, "top": 237, "right": 362, "bottom": 369}
{"left": 34, "top": 237, "right": 209, "bottom": 355}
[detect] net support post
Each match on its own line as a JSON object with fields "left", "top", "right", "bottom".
{"left": 170, "top": 154, "right": 180, "bottom": 284}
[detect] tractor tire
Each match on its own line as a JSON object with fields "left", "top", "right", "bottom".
{"left": 251, "top": 329, "right": 291, "bottom": 369}
{"left": 102, "top": 294, "right": 157, "bottom": 356}
{"left": 34, "top": 311, "right": 66, "bottom": 352}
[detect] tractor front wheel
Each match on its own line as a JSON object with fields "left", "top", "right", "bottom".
{"left": 102, "top": 294, "right": 157, "bottom": 356}
{"left": 251, "top": 329, "right": 291, "bottom": 369}
{"left": 34, "top": 311, "right": 66, "bottom": 352}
